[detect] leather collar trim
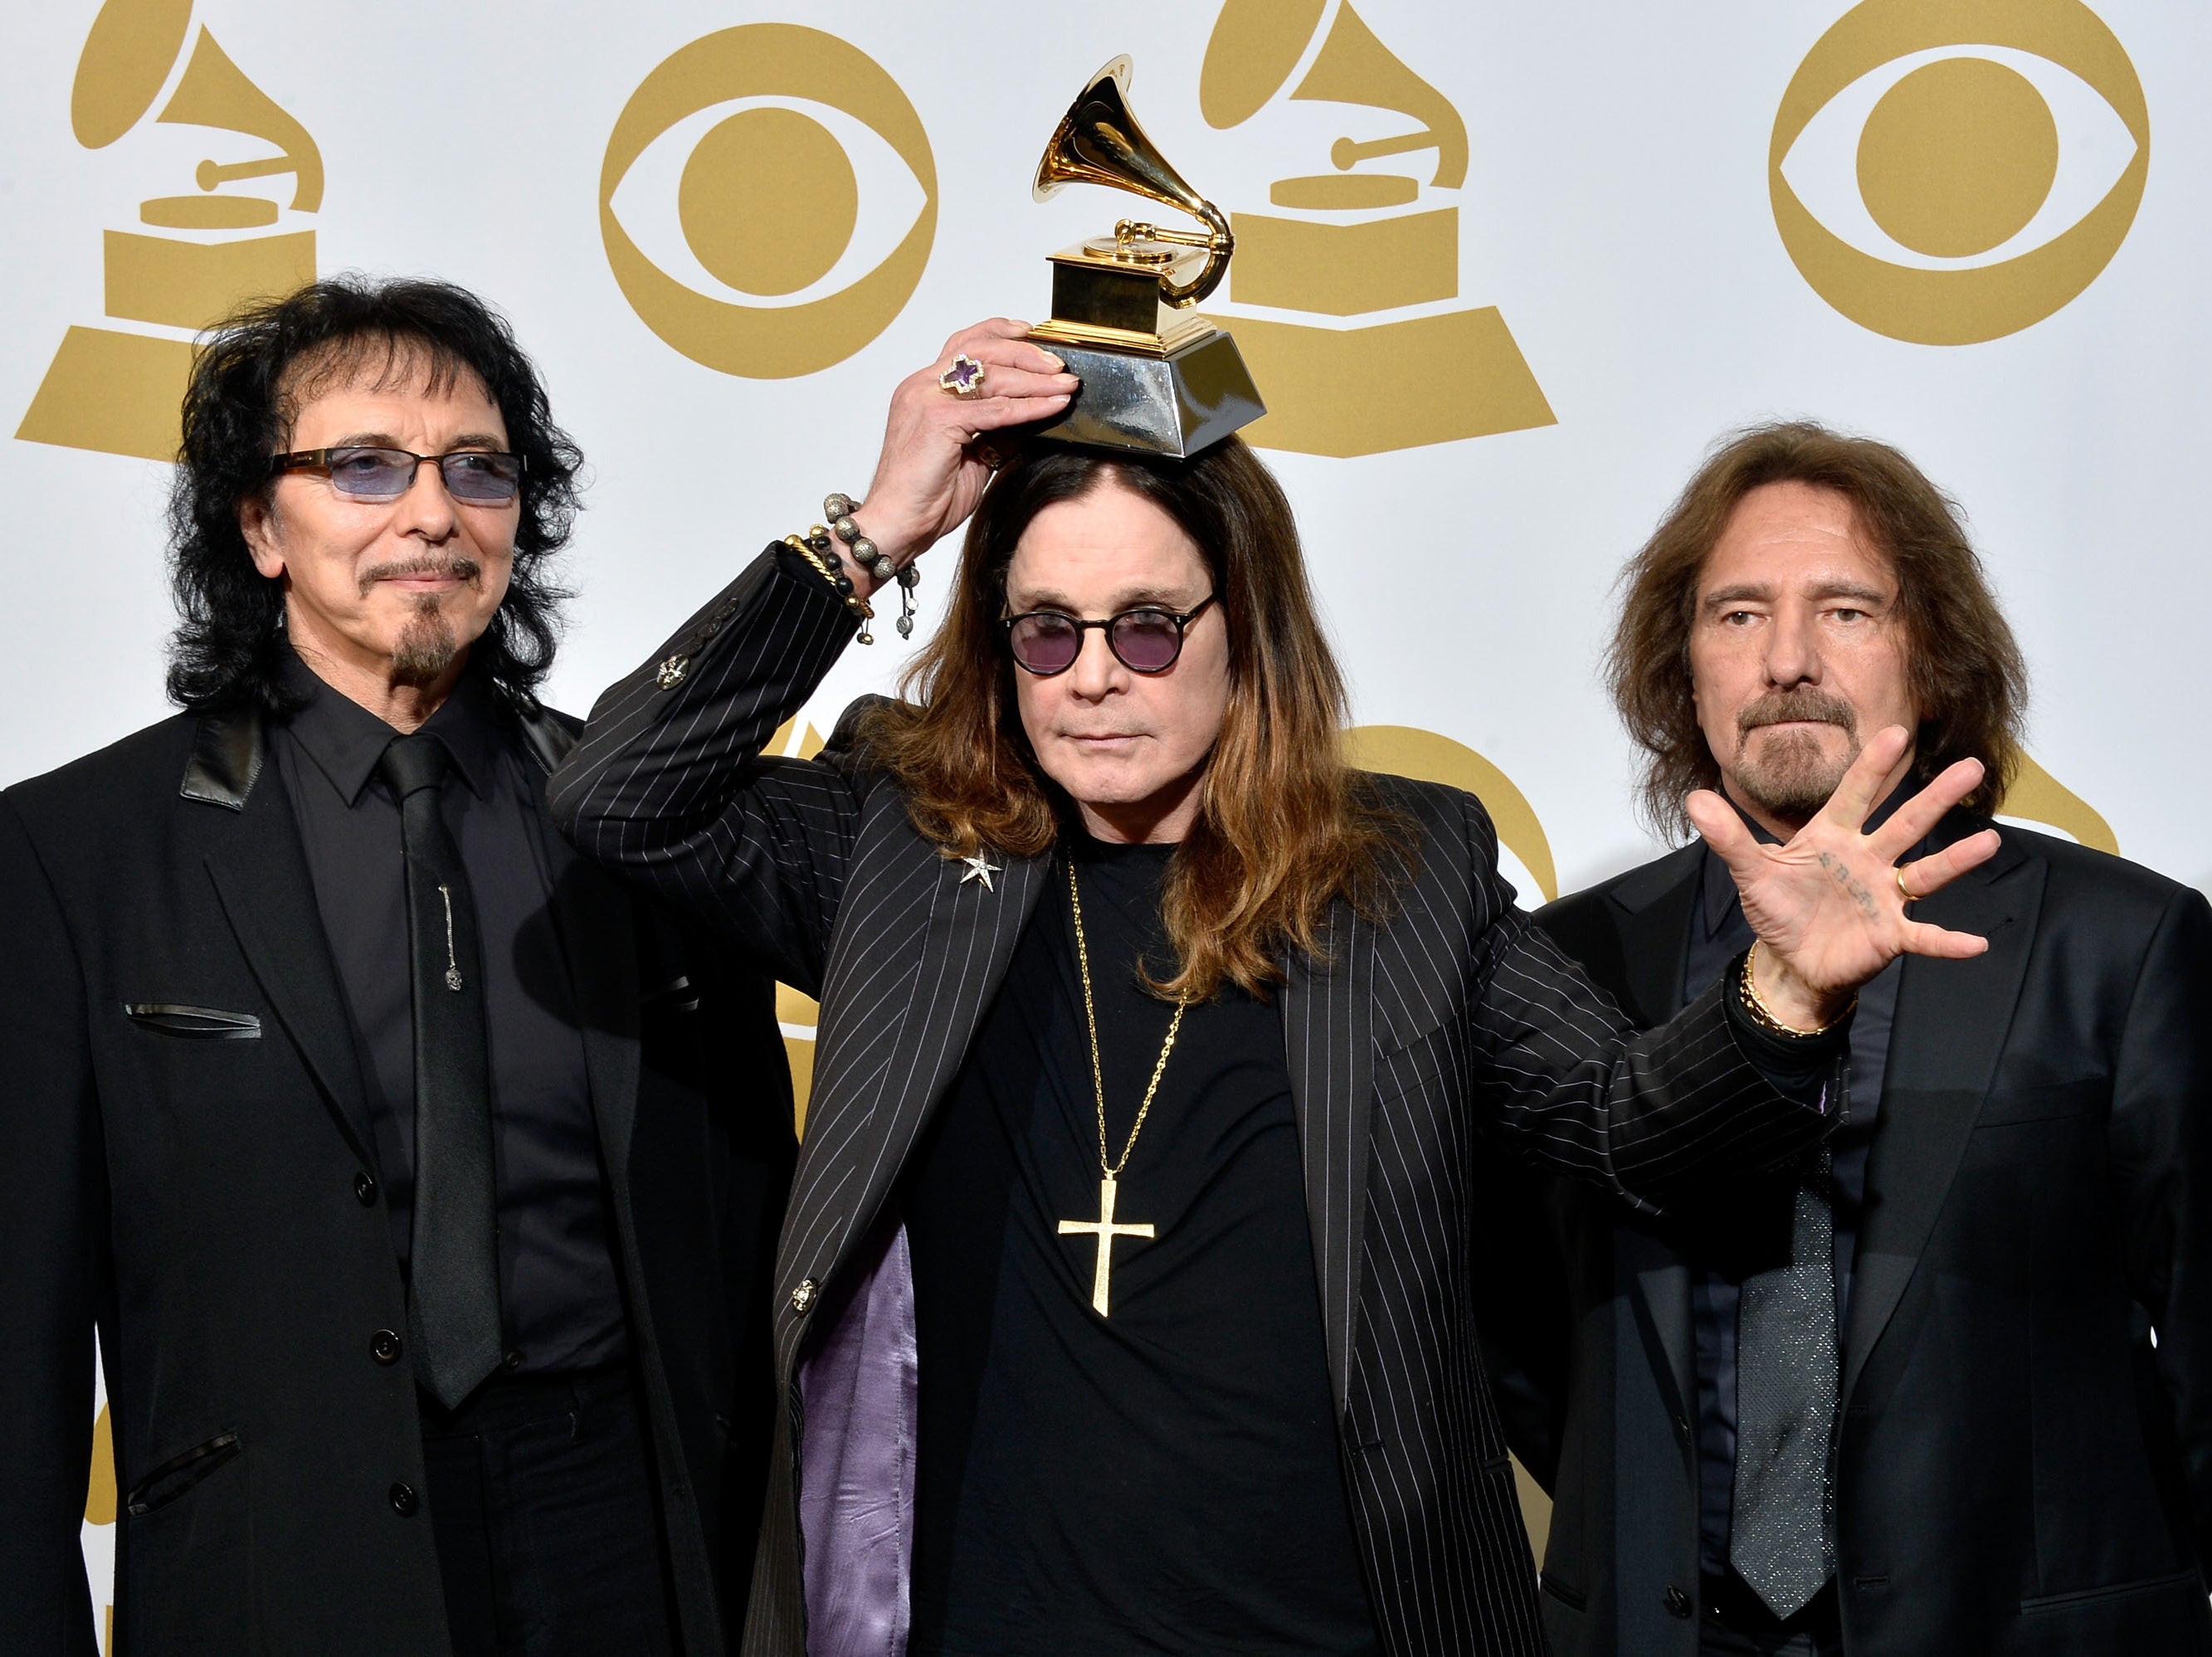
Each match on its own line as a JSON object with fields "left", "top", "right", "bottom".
{"left": 181, "top": 707, "right": 265, "bottom": 811}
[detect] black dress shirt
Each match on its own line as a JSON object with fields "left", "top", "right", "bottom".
{"left": 1686, "top": 806, "right": 1908, "bottom": 1578}
{"left": 270, "top": 651, "right": 624, "bottom": 1376}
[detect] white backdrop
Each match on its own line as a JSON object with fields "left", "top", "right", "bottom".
{"left": 6, "top": 0, "right": 2205, "bottom": 1639}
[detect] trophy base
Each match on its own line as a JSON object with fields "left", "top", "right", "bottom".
{"left": 1025, "top": 327, "right": 1265, "bottom": 458}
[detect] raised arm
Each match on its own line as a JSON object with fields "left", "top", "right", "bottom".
{"left": 548, "top": 321, "right": 1075, "bottom": 992}
{"left": 548, "top": 547, "right": 873, "bottom": 993}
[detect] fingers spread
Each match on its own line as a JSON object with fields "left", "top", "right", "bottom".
{"left": 1869, "top": 757, "right": 1986, "bottom": 860}
{"left": 1815, "top": 724, "right": 1912, "bottom": 833}
{"left": 1898, "top": 828, "right": 2000, "bottom": 900}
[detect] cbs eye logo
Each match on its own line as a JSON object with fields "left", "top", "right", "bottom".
{"left": 1770, "top": 0, "right": 2146, "bottom": 346}
{"left": 599, "top": 25, "right": 937, "bottom": 379}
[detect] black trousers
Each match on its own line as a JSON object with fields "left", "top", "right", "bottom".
{"left": 419, "top": 1363, "right": 677, "bottom": 1657}
{"left": 1698, "top": 1572, "right": 1844, "bottom": 1657}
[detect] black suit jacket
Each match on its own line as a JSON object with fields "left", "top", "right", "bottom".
{"left": 548, "top": 548, "right": 1845, "bottom": 1657}
{"left": 0, "top": 699, "right": 795, "bottom": 1656}
{"left": 1510, "top": 819, "right": 2212, "bottom": 1656}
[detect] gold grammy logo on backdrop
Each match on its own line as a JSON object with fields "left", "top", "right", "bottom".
{"left": 1343, "top": 727, "right": 1558, "bottom": 902}
{"left": 1197, "top": 0, "right": 1552, "bottom": 457}
{"left": 600, "top": 26, "right": 937, "bottom": 380}
{"left": 2007, "top": 753, "right": 2118, "bottom": 854}
{"left": 17, "top": 0, "right": 321, "bottom": 463}
{"left": 1771, "top": 0, "right": 2146, "bottom": 345}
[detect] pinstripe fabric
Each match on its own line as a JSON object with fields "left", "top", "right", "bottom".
{"left": 551, "top": 548, "right": 1833, "bottom": 1657}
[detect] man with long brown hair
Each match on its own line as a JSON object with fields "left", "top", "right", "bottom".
{"left": 1515, "top": 422, "right": 2212, "bottom": 1657}
{"left": 552, "top": 329, "right": 2000, "bottom": 1657}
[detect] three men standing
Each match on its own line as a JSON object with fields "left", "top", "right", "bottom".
{"left": 0, "top": 279, "right": 793, "bottom": 1655}
{"left": 4, "top": 269, "right": 2204, "bottom": 1657}
{"left": 1515, "top": 423, "right": 2212, "bottom": 1655}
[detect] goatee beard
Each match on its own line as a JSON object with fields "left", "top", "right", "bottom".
{"left": 391, "top": 593, "right": 462, "bottom": 686}
{"left": 363, "top": 554, "right": 481, "bottom": 688}
{"left": 1731, "top": 688, "right": 1859, "bottom": 823}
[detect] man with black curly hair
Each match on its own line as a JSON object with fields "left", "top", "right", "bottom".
{"left": 0, "top": 276, "right": 793, "bottom": 1657}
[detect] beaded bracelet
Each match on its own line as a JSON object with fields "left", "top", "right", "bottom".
{"left": 825, "top": 493, "right": 919, "bottom": 640}
{"left": 783, "top": 532, "right": 875, "bottom": 646}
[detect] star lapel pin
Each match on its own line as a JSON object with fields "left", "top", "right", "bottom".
{"left": 958, "top": 851, "right": 1001, "bottom": 892}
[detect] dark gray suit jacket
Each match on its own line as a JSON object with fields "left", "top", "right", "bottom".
{"left": 0, "top": 699, "right": 794, "bottom": 1656}
{"left": 1513, "top": 821, "right": 2212, "bottom": 1657}
{"left": 548, "top": 547, "right": 1842, "bottom": 1657}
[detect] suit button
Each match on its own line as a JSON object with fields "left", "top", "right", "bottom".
{"left": 1674, "top": 1416, "right": 1691, "bottom": 1439}
{"left": 354, "top": 1171, "right": 378, "bottom": 1206}
{"left": 791, "top": 1279, "right": 818, "bottom": 1314}
{"left": 656, "top": 653, "right": 690, "bottom": 690}
{"left": 370, "top": 1328, "right": 402, "bottom": 1365}
{"left": 389, "top": 1482, "right": 418, "bottom": 1516}
{"left": 1664, "top": 1586, "right": 1692, "bottom": 1619}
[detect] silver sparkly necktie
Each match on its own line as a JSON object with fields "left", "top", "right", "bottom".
{"left": 1729, "top": 1147, "right": 1839, "bottom": 1617}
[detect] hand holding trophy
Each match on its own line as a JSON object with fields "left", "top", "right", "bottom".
{"left": 855, "top": 57, "right": 1269, "bottom": 591}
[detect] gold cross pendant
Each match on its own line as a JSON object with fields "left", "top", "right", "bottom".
{"left": 1057, "top": 1174, "right": 1156, "bottom": 1317}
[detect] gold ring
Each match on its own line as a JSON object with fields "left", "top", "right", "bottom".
{"left": 938, "top": 353, "right": 986, "bottom": 399}
{"left": 1895, "top": 865, "right": 1916, "bottom": 904}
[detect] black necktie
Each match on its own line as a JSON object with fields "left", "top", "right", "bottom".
{"left": 1729, "top": 1147, "right": 1839, "bottom": 1617}
{"left": 378, "top": 733, "right": 503, "bottom": 1409}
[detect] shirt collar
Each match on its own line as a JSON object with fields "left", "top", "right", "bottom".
{"left": 278, "top": 646, "right": 502, "bottom": 806}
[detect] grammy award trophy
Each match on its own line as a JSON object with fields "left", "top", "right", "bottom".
{"left": 1026, "top": 57, "right": 1264, "bottom": 458}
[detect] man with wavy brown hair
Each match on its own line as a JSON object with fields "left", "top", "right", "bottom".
{"left": 1515, "top": 422, "right": 2212, "bottom": 1657}
{"left": 553, "top": 332, "right": 2001, "bottom": 1657}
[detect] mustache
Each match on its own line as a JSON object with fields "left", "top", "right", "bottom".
{"left": 1737, "top": 689, "right": 1858, "bottom": 737}
{"left": 358, "top": 553, "right": 483, "bottom": 597}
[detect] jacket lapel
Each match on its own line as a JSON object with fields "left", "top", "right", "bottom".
{"left": 1842, "top": 818, "right": 2038, "bottom": 1402}
{"left": 195, "top": 710, "right": 378, "bottom": 1169}
{"left": 775, "top": 831, "right": 1048, "bottom": 1376}
{"left": 1281, "top": 897, "right": 1374, "bottom": 1411}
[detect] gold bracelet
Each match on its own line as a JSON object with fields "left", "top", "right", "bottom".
{"left": 1737, "top": 940, "right": 1853, "bottom": 1038}
{"left": 783, "top": 533, "right": 875, "bottom": 646}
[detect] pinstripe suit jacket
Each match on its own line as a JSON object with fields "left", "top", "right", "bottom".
{"left": 548, "top": 548, "right": 1837, "bottom": 1657}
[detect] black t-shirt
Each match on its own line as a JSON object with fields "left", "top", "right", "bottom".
{"left": 903, "top": 837, "right": 1378, "bottom": 1656}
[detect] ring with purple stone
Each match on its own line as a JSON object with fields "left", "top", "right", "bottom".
{"left": 938, "top": 353, "right": 986, "bottom": 399}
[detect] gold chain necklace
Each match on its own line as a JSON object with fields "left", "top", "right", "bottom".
{"left": 1055, "top": 856, "right": 1188, "bottom": 1318}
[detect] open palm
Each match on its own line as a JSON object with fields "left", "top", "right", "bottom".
{"left": 1686, "top": 726, "right": 2000, "bottom": 1025}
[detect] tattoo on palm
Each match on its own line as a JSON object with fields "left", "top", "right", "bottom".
{"left": 1815, "top": 850, "right": 1882, "bottom": 922}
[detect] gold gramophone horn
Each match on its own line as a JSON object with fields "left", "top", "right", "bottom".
{"left": 1032, "top": 56, "right": 1233, "bottom": 308}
